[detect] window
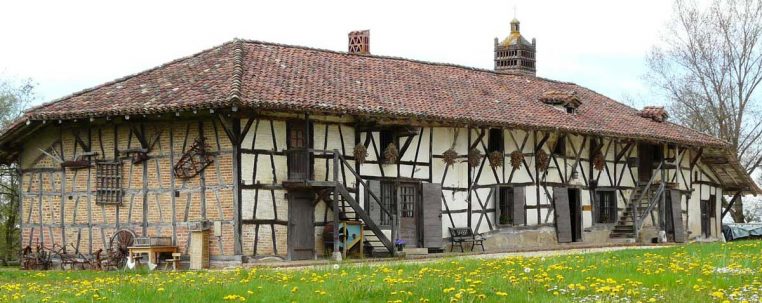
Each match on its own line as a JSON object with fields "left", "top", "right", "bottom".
{"left": 96, "top": 161, "right": 123, "bottom": 205}
{"left": 380, "top": 130, "right": 395, "bottom": 150}
{"left": 400, "top": 184, "right": 416, "bottom": 217}
{"left": 553, "top": 136, "right": 566, "bottom": 156}
{"left": 380, "top": 182, "right": 395, "bottom": 226}
{"left": 488, "top": 128, "right": 504, "bottom": 153}
{"left": 497, "top": 187, "right": 514, "bottom": 225}
{"left": 595, "top": 191, "right": 617, "bottom": 223}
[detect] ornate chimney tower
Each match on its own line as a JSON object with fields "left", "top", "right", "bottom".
{"left": 494, "top": 18, "right": 536, "bottom": 76}
{"left": 348, "top": 30, "right": 370, "bottom": 54}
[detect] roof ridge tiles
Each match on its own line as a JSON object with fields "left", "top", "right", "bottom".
{"left": 237, "top": 39, "right": 576, "bottom": 86}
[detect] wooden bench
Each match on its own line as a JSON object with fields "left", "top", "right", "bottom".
{"left": 448, "top": 227, "right": 485, "bottom": 252}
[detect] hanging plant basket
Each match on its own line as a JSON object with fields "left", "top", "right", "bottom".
{"left": 510, "top": 151, "right": 524, "bottom": 170}
{"left": 442, "top": 148, "right": 458, "bottom": 167}
{"left": 488, "top": 151, "right": 504, "bottom": 168}
{"left": 354, "top": 143, "right": 368, "bottom": 164}
{"left": 593, "top": 151, "right": 605, "bottom": 171}
{"left": 383, "top": 143, "right": 398, "bottom": 164}
{"left": 535, "top": 149, "right": 549, "bottom": 171}
{"left": 468, "top": 148, "right": 482, "bottom": 168}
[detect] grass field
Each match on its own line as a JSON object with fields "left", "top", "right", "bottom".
{"left": 1, "top": 241, "right": 761, "bottom": 302}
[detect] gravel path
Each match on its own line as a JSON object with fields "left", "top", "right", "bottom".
{"left": 245, "top": 244, "right": 670, "bottom": 270}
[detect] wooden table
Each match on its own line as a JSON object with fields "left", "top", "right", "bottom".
{"left": 127, "top": 246, "right": 178, "bottom": 265}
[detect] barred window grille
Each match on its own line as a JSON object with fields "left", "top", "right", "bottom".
{"left": 96, "top": 161, "right": 122, "bottom": 205}
{"left": 380, "top": 182, "right": 395, "bottom": 226}
{"left": 400, "top": 185, "right": 416, "bottom": 218}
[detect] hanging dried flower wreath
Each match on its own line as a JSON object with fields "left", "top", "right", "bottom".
{"left": 383, "top": 142, "right": 398, "bottom": 164}
{"left": 510, "top": 151, "right": 524, "bottom": 169}
{"left": 535, "top": 149, "right": 549, "bottom": 171}
{"left": 488, "top": 151, "right": 504, "bottom": 168}
{"left": 354, "top": 143, "right": 368, "bottom": 164}
{"left": 593, "top": 151, "right": 605, "bottom": 171}
{"left": 468, "top": 148, "right": 482, "bottom": 168}
{"left": 442, "top": 148, "right": 458, "bottom": 167}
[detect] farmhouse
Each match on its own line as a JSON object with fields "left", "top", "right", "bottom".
{"left": 1, "top": 20, "right": 759, "bottom": 264}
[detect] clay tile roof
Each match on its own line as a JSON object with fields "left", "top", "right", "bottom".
{"left": 640, "top": 106, "right": 669, "bottom": 122}
{"left": 3, "top": 39, "right": 758, "bottom": 194}
{"left": 8, "top": 39, "right": 726, "bottom": 148}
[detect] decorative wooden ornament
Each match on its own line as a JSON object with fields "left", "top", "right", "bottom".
{"left": 383, "top": 142, "right": 398, "bottom": 164}
{"left": 535, "top": 149, "right": 549, "bottom": 171}
{"left": 593, "top": 151, "right": 605, "bottom": 171}
{"left": 468, "top": 148, "right": 482, "bottom": 168}
{"left": 174, "top": 137, "right": 215, "bottom": 179}
{"left": 488, "top": 151, "right": 504, "bottom": 168}
{"left": 354, "top": 143, "right": 368, "bottom": 164}
{"left": 442, "top": 148, "right": 458, "bottom": 167}
{"left": 510, "top": 151, "right": 524, "bottom": 170}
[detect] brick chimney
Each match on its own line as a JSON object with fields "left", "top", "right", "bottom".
{"left": 348, "top": 30, "right": 370, "bottom": 54}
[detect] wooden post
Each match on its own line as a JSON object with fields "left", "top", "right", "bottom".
{"left": 332, "top": 151, "right": 341, "bottom": 261}
{"left": 232, "top": 118, "right": 243, "bottom": 255}
{"left": 659, "top": 144, "right": 666, "bottom": 232}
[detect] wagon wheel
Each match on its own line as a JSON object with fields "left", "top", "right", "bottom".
{"left": 109, "top": 229, "right": 135, "bottom": 269}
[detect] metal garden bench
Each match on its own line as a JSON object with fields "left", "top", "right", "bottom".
{"left": 448, "top": 227, "right": 485, "bottom": 252}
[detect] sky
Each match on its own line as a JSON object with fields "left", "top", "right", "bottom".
{"left": 0, "top": 0, "right": 673, "bottom": 107}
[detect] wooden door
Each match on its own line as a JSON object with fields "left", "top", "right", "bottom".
{"left": 554, "top": 187, "right": 573, "bottom": 243}
{"left": 669, "top": 190, "right": 686, "bottom": 243}
{"left": 421, "top": 183, "right": 443, "bottom": 249}
{"left": 638, "top": 144, "right": 655, "bottom": 183}
{"left": 398, "top": 183, "right": 419, "bottom": 247}
{"left": 700, "top": 199, "right": 711, "bottom": 237}
{"left": 287, "top": 191, "right": 315, "bottom": 260}
{"left": 287, "top": 120, "right": 311, "bottom": 181}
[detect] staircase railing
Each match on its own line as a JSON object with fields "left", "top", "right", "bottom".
{"left": 286, "top": 149, "right": 396, "bottom": 255}
{"left": 631, "top": 161, "right": 665, "bottom": 239}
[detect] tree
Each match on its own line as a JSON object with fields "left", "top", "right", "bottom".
{"left": 0, "top": 78, "right": 34, "bottom": 264}
{"left": 646, "top": 0, "right": 762, "bottom": 223}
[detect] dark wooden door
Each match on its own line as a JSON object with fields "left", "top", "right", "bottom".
{"left": 554, "top": 187, "right": 573, "bottom": 243}
{"left": 638, "top": 144, "right": 655, "bottom": 183}
{"left": 287, "top": 191, "right": 315, "bottom": 260}
{"left": 421, "top": 183, "right": 443, "bottom": 249}
{"left": 287, "top": 120, "right": 311, "bottom": 181}
{"left": 568, "top": 189, "right": 582, "bottom": 242}
{"left": 700, "top": 199, "right": 711, "bottom": 237}
{"left": 398, "top": 183, "right": 419, "bottom": 247}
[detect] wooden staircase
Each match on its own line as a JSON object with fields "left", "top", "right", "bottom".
{"left": 610, "top": 161, "right": 666, "bottom": 241}
{"left": 326, "top": 185, "right": 395, "bottom": 256}
{"left": 284, "top": 149, "right": 396, "bottom": 257}
{"left": 609, "top": 185, "right": 658, "bottom": 239}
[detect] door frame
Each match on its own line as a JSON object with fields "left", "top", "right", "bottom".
{"left": 638, "top": 143, "right": 660, "bottom": 183}
{"left": 568, "top": 188, "right": 582, "bottom": 242}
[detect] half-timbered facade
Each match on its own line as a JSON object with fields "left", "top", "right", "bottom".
{"left": 1, "top": 23, "right": 758, "bottom": 263}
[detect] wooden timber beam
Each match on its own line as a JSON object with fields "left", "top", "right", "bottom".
{"left": 721, "top": 192, "right": 742, "bottom": 219}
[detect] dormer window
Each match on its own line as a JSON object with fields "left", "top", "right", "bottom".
{"left": 639, "top": 106, "right": 669, "bottom": 122}
{"left": 540, "top": 90, "right": 581, "bottom": 114}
